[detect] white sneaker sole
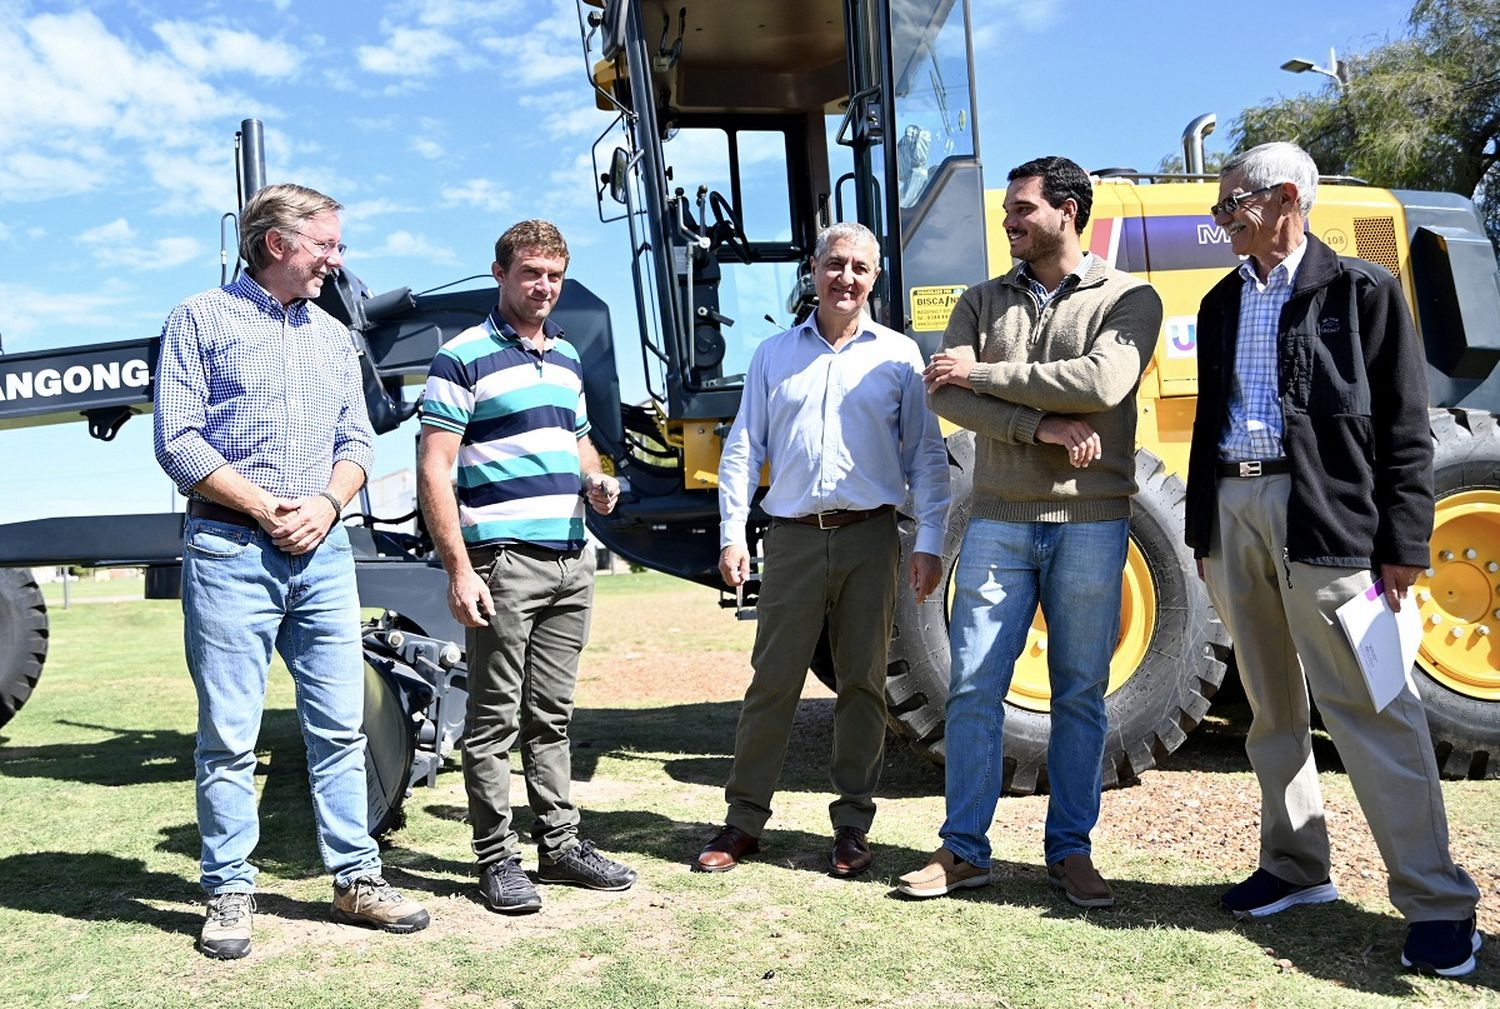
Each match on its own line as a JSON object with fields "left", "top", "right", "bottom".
{"left": 1401, "top": 930, "right": 1482, "bottom": 977}
{"left": 1231, "top": 881, "right": 1339, "bottom": 920}
{"left": 896, "top": 872, "right": 992, "bottom": 898}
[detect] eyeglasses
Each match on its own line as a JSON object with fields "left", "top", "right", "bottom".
{"left": 286, "top": 230, "right": 347, "bottom": 257}
{"left": 1209, "top": 185, "right": 1279, "bottom": 218}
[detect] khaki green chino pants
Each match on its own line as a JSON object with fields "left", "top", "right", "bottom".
{"left": 724, "top": 510, "right": 899, "bottom": 836}
{"left": 464, "top": 542, "right": 593, "bottom": 866}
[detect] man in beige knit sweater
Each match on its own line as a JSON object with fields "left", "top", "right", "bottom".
{"left": 897, "top": 156, "right": 1161, "bottom": 907}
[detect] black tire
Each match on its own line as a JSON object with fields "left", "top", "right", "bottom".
{"left": 0, "top": 569, "right": 48, "bottom": 729}
{"left": 1417, "top": 408, "right": 1500, "bottom": 779}
{"left": 886, "top": 436, "right": 1230, "bottom": 793}
{"left": 362, "top": 663, "right": 415, "bottom": 837}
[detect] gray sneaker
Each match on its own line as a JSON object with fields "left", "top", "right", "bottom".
{"left": 538, "top": 839, "right": 637, "bottom": 891}
{"left": 480, "top": 855, "right": 543, "bottom": 914}
{"left": 331, "top": 875, "right": 431, "bottom": 933}
{"left": 199, "top": 891, "right": 255, "bottom": 960}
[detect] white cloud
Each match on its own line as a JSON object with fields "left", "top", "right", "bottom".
{"left": 361, "top": 230, "right": 458, "bottom": 263}
{"left": 75, "top": 217, "right": 204, "bottom": 270}
{"left": 356, "top": 27, "right": 463, "bottom": 76}
{"left": 79, "top": 218, "right": 136, "bottom": 244}
{"left": 152, "top": 21, "right": 299, "bottom": 79}
{"left": 0, "top": 222, "right": 11, "bottom": 242}
{"left": 343, "top": 198, "right": 414, "bottom": 227}
{"left": 399, "top": 0, "right": 519, "bottom": 27}
{"left": 0, "top": 279, "right": 140, "bottom": 342}
{"left": 0, "top": 10, "right": 266, "bottom": 208}
{"left": 411, "top": 137, "right": 445, "bottom": 159}
{"left": 441, "top": 178, "right": 512, "bottom": 212}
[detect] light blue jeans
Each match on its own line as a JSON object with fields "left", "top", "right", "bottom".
{"left": 940, "top": 516, "right": 1128, "bottom": 867}
{"left": 181, "top": 517, "right": 381, "bottom": 895}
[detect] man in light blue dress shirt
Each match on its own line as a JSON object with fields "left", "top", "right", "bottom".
{"left": 154, "top": 183, "right": 429, "bottom": 959}
{"left": 696, "top": 222, "right": 950, "bottom": 877}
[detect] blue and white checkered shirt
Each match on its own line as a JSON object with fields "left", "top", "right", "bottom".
{"left": 153, "top": 272, "right": 374, "bottom": 499}
{"left": 1023, "top": 252, "right": 1095, "bottom": 309}
{"left": 1219, "top": 240, "right": 1308, "bottom": 462}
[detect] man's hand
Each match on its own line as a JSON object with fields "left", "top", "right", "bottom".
{"left": 909, "top": 551, "right": 942, "bottom": 603}
{"left": 719, "top": 544, "right": 751, "bottom": 588}
{"left": 1380, "top": 563, "right": 1425, "bottom": 613}
{"left": 1035, "top": 415, "right": 1101, "bottom": 468}
{"left": 585, "top": 473, "right": 620, "bottom": 515}
{"left": 923, "top": 351, "right": 974, "bottom": 391}
{"left": 447, "top": 567, "right": 495, "bottom": 628}
{"left": 270, "top": 496, "right": 338, "bottom": 555}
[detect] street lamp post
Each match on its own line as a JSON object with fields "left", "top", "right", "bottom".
{"left": 1280, "top": 46, "right": 1349, "bottom": 90}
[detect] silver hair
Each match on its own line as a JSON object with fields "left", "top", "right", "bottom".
{"left": 813, "top": 221, "right": 880, "bottom": 262}
{"left": 238, "top": 183, "right": 342, "bottom": 271}
{"left": 1221, "top": 142, "right": 1319, "bottom": 216}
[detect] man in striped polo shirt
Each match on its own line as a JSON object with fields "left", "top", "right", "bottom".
{"left": 417, "top": 219, "right": 636, "bottom": 914}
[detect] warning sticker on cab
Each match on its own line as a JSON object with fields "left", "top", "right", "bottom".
{"left": 909, "top": 285, "right": 967, "bottom": 332}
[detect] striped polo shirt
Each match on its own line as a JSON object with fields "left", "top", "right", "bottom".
{"left": 420, "top": 310, "right": 590, "bottom": 551}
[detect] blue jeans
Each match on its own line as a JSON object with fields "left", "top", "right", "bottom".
{"left": 940, "top": 517, "right": 1128, "bottom": 867}
{"left": 181, "top": 517, "right": 381, "bottom": 894}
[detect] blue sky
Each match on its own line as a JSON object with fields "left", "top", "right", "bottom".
{"left": 0, "top": 0, "right": 1410, "bottom": 525}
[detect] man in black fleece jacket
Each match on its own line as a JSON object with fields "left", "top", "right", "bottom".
{"left": 1186, "top": 141, "right": 1481, "bottom": 977}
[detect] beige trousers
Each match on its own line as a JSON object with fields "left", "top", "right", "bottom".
{"left": 1202, "top": 473, "right": 1478, "bottom": 921}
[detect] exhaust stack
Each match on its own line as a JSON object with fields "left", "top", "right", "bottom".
{"left": 236, "top": 118, "right": 266, "bottom": 209}
{"left": 1181, "top": 113, "right": 1216, "bottom": 175}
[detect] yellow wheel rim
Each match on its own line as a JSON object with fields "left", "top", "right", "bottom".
{"left": 1413, "top": 489, "right": 1500, "bottom": 700}
{"left": 946, "top": 539, "right": 1156, "bottom": 714}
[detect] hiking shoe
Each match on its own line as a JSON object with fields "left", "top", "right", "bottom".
{"left": 199, "top": 891, "right": 255, "bottom": 960}
{"left": 1220, "top": 868, "right": 1337, "bottom": 920}
{"left": 480, "top": 855, "right": 543, "bottom": 914}
{"left": 331, "top": 875, "right": 431, "bottom": 933}
{"left": 896, "top": 847, "right": 991, "bottom": 898}
{"left": 1402, "top": 916, "right": 1482, "bottom": 977}
{"left": 1047, "top": 853, "right": 1115, "bottom": 908}
{"left": 538, "top": 839, "right": 637, "bottom": 891}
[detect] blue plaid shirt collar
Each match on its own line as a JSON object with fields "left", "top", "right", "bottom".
{"left": 1022, "top": 252, "right": 1095, "bottom": 308}
{"left": 1237, "top": 237, "right": 1309, "bottom": 293}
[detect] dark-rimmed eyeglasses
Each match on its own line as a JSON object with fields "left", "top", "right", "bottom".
{"left": 286, "top": 230, "right": 347, "bottom": 257}
{"left": 1209, "top": 186, "right": 1278, "bottom": 219}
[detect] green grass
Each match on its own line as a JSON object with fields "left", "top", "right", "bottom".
{"left": 37, "top": 572, "right": 145, "bottom": 604}
{"left": 0, "top": 579, "right": 1495, "bottom": 1009}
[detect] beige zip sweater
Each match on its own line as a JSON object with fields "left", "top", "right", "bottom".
{"left": 929, "top": 256, "right": 1162, "bottom": 522}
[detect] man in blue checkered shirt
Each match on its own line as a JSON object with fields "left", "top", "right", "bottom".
{"left": 1185, "top": 143, "right": 1480, "bottom": 977}
{"left": 153, "top": 183, "right": 429, "bottom": 960}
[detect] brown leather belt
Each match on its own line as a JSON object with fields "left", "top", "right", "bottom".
{"left": 1216, "top": 458, "right": 1291, "bottom": 478}
{"left": 187, "top": 499, "right": 258, "bottom": 529}
{"left": 779, "top": 504, "right": 894, "bottom": 529}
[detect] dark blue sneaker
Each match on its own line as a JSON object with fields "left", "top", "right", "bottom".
{"left": 479, "top": 855, "right": 542, "bottom": 914}
{"left": 1221, "top": 868, "right": 1338, "bottom": 919}
{"left": 1402, "top": 916, "right": 1482, "bottom": 977}
{"left": 537, "top": 839, "right": 637, "bottom": 891}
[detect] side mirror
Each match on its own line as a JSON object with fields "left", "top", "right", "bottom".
{"left": 608, "top": 147, "right": 631, "bottom": 205}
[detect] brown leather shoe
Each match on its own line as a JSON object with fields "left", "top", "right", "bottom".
{"left": 830, "top": 826, "right": 872, "bottom": 877}
{"left": 696, "top": 825, "right": 759, "bottom": 872}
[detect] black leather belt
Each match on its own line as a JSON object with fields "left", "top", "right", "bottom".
{"left": 187, "top": 499, "right": 258, "bottom": 529}
{"left": 779, "top": 504, "right": 894, "bottom": 529}
{"left": 1216, "top": 458, "right": 1291, "bottom": 478}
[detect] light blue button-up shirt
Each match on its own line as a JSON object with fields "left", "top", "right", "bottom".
{"left": 1219, "top": 239, "right": 1308, "bottom": 462}
{"left": 718, "top": 314, "right": 951, "bottom": 555}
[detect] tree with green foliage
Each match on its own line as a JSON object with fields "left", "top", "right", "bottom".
{"left": 1231, "top": 0, "right": 1499, "bottom": 244}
